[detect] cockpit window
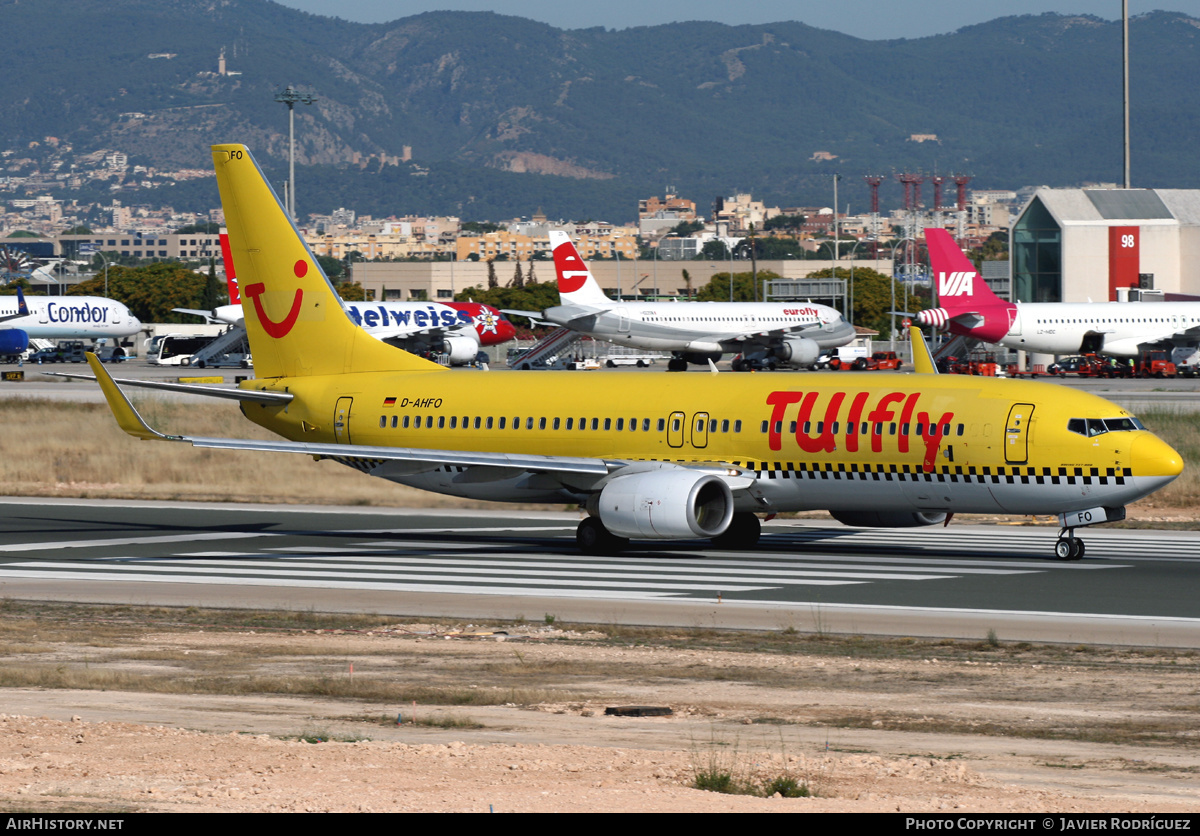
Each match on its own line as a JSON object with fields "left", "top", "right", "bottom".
{"left": 1067, "top": 416, "right": 1145, "bottom": 436}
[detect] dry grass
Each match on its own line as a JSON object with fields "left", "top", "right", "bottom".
{"left": 1132, "top": 409, "right": 1200, "bottom": 509}
{"left": 0, "top": 396, "right": 511, "bottom": 508}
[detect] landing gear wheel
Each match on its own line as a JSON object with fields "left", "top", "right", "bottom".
{"left": 731, "top": 358, "right": 746, "bottom": 372}
{"left": 576, "top": 517, "right": 629, "bottom": 555}
{"left": 667, "top": 357, "right": 687, "bottom": 372}
{"left": 711, "top": 512, "right": 761, "bottom": 550}
{"left": 1055, "top": 536, "right": 1085, "bottom": 561}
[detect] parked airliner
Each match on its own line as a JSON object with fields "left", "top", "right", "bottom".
{"left": 531, "top": 231, "right": 856, "bottom": 371}
{"left": 0, "top": 287, "right": 140, "bottom": 355}
{"left": 918, "top": 227, "right": 1200, "bottom": 358}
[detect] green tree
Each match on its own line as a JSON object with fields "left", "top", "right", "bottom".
{"left": 201, "top": 258, "right": 225, "bottom": 309}
{"left": 67, "top": 262, "right": 209, "bottom": 323}
{"left": 173, "top": 222, "right": 221, "bottom": 234}
{"left": 336, "top": 281, "right": 366, "bottom": 301}
{"left": 455, "top": 281, "right": 559, "bottom": 330}
{"left": 669, "top": 219, "right": 704, "bottom": 236}
{"left": 316, "top": 255, "right": 345, "bottom": 281}
{"left": 696, "top": 270, "right": 781, "bottom": 302}
{"left": 804, "top": 267, "right": 928, "bottom": 337}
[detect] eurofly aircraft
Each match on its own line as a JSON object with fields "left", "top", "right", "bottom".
{"left": 918, "top": 227, "right": 1200, "bottom": 358}
{"left": 531, "top": 231, "right": 856, "bottom": 371}
{"left": 174, "top": 230, "right": 516, "bottom": 365}
{"left": 0, "top": 286, "right": 140, "bottom": 355}
{"left": 83, "top": 145, "right": 1183, "bottom": 561}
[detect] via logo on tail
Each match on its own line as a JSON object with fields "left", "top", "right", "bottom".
{"left": 915, "top": 228, "right": 1016, "bottom": 344}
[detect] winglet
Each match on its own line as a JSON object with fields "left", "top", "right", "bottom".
{"left": 87, "top": 353, "right": 177, "bottom": 441}
{"left": 908, "top": 325, "right": 938, "bottom": 375}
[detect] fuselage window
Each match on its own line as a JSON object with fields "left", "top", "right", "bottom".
{"left": 761, "top": 420, "right": 768, "bottom": 433}
{"left": 438, "top": 416, "right": 446, "bottom": 429}
{"left": 379, "top": 416, "right": 386, "bottom": 428}
{"left": 499, "top": 417, "right": 506, "bottom": 429}
{"left": 643, "top": 418, "right": 651, "bottom": 432}
{"left": 513, "top": 416, "right": 520, "bottom": 429}
{"left": 450, "top": 416, "right": 458, "bottom": 429}
{"left": 403, "top": 416, "right": 410, "bottom": 429}
{"left": 604, "top": 418, "right": 612, "bottom": 431}
{"left": 392, "top": 416, "right": 398, "bottom": 428}
{"left": 527, "top": 417, "right": 534, "bottom": 430}
{"left": 474, "top": 417, "right": 482, "bottom": 429}
{"left": 956, "top": 424, "right": 964, "bottom": 436}
{"left": 658, "top": 418, "right": 666, "bottom": 432}
{"left": 671, "top": 417, "right": 681, "bottom": 432}
{"left": 734, "top": 420, "right": 742, "bottom": 433}
{"left": 592, "top": 418, "right": 600, "bottom": 430}
{"left": 537, "top": 417, "right": 545, "bottom": 430}
{"left": 426, "top": 416, "right": 434, "bottom": 429}
{"left": 616, "top": 418, "right": 624, "bottom": 431}
{"left": 721, "top": 419, "right": 730, "bottom": 432}
{"left": 486, "top": 417, "right": 494, "bottom": 429}
{"left": 566, "top": 418, "right": 574, "bottom": 430}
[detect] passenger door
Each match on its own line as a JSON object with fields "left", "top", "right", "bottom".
{"left": 1004, "top": 403, "right": 1034, "bottom": 464}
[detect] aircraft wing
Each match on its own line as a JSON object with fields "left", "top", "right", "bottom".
{"left": 84, "top": 353, "right": 755, "bottom": 490}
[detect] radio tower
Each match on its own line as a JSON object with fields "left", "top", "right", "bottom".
{"left": 953, "top": 174, "right": 972, "bottom": 240}
{"left": 864, "top": 175, "right": 884, "bottom": 254}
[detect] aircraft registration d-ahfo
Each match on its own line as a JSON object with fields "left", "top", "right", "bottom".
{"left": 84, "top": 145, "right": 1183, "bottom": 560}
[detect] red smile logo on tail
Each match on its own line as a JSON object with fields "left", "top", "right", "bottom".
{"left": 244, "top": 259, "right": 307, "bottom": 338}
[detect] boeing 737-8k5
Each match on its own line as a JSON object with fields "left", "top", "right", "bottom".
{"left": 84, "top": 145, "right": 1183, "bottom": 561}
{"left": 0, "top": 287, "right": 140, "bottom": 355}
{"left": 535, "top": 231, "right": 856, "bottom": 371}
{"left": 918, "top": 227, "right": 1200, "bottom": 358}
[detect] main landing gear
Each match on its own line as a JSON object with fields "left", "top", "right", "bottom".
{"left": 576, "top": 517, "right": 629, "bottom": 555}
{"left": 1054, "top": 529, "right": 1086, "bottom": 561}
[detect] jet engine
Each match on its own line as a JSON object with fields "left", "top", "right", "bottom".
{"left": 829, "top": 510, "right": 947, "bottom": 528}
{"left": 440, "top": 335, "right": 480, "bottom": 366}
{"left": 0, "top": 329, "right": 29, "bottom": 356}
{"left": 773, "top": 336, "right": 820, "bottom": 366}
{"left": 591, "top": 470, "right": 734, "bottom": 540}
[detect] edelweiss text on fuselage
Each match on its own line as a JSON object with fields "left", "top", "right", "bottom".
{"left": 345, "top": 305, "right": 472, "bottom": 329}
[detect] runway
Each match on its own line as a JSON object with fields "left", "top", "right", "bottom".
{"left": 2, "top": 498, "right": 1198, "bottom": 647}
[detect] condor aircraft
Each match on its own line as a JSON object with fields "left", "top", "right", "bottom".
{"left": 84, "top": 145, "right": 1183, "bottom": 560}
{"left": 530, "top": 231, "right": 856, "bottom": 371}
{"left": 175, "top": 231, "right": 516, "bottom": 365}
{"left": 0, "top": 286, "right": 140, "bottom": 356}
{"left": 919, "top": 227, "right": 1200, "bottom": 358}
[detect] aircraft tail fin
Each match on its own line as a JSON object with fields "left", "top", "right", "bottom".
{"left": 15, "top": 286, "right": 27, "bottom": 317}
{"left": 918, "top": 228, "right": 1015, "bottom": 336}
{"left": 218, "top": 228, "right": 239, "bottom": 304}
{"left": 549, "top": 231, "right": 613, "bottom": 306}
{"left": 211, "top": 145, "right": 444, "bottom": 378}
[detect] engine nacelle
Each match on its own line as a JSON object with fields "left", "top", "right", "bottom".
{"left": 773, "top": 336, "right": 819, "bottom": 366}
{"left": 829, "top": 510, "right": 947, "bottom": 528}
{"left": 0, "top": 329, "right": 29, "bottom": 356}
{"left": 594, "top": 470, "right": 733, "bottom": 540}
{"left": 441, "top": 335, "right": 480, "bottom": 365}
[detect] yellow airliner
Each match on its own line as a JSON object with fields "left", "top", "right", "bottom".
{"left": 86, "top": 144, "right": 1183, "bottom": 560}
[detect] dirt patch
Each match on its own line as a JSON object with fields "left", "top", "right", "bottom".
{"left": 0, "top": 606, "right": 1197, "bottom": 812}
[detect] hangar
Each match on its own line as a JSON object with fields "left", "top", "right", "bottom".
{"left": 1011, "top": 188, "right": 1200, "bottom": 303}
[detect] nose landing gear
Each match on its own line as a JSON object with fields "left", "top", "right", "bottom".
{"left": 1053, "top": 505, "right": 1125, "bottom": 560}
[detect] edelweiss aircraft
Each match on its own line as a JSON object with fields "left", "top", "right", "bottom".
{"left": 83, "top": 145, "right": 1183, "bottom": 560}
{"left": 534, "top": 231, "right": 856, "bottom": 371}
{"left": 918, "top": 227, "right": 1200, "bottom": 358}
{"left": 175, "top": 229, "right": 517, "bottom": 365}
{"left": 0, "top": 286, "right": 141, "bottom": 355}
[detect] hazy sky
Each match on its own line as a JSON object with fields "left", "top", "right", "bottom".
{"left": 273, "top": 1, "right": 1200, "bottom": 40}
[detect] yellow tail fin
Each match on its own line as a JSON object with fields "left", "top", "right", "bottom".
{"left": 211, "top": 144, "right": 444, "bottom": 378}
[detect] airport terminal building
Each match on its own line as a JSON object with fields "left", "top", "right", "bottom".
{"left": 1013, "top": 188, "right": 1200, "bottom": 303}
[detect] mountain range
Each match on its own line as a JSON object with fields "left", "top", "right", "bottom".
{"left": 3, "top": 0, "right": 1198, "bottom": 221}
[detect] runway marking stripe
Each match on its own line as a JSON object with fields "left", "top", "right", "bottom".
{"left": 0, "top": 570, "right": 709, "bottom": 599}
{"left": 0, "top": 532, "right": 276, "bottom": 553}
{"left": 144, "top": 556, "right": 958, "bottom": 583}
{"left": 0, "top": 563, "right": 839, "bottom": 591}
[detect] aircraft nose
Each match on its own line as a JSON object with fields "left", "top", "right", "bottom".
{"left": 1132, "top": 433, "right": 1184, "bottom": 479}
